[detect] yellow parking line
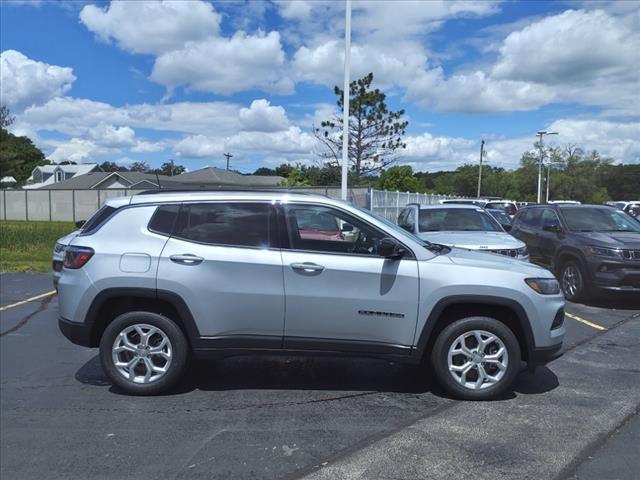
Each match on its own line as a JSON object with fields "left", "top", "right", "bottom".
{"left": 565, "top": 312, "right": 606, "bottom": 331}
{"left": 0, "top": 290, "right": 56, "bottom": 313}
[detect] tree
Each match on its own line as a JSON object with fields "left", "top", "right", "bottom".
{"left": 253, "top": 167, "right": 277, "bottom": 176}
{"left": 156, "top": 160, "right": 185, "bottom": 176}
{"left": 314, "top": 72, "right": 408, "bottom": 177}
{"left": 129, "top": 161, "right": 150, "bottom": 172}
{"left": 0, "top": 128, "right": 48, "bottom": 185}
{"left": 99, "top": 161, "right": 128, "bottom": 172}
{"left": 375, "top": 165, "right": 420, "bottom": 192}
{"left": 277, "top": 166, "right": 310, "bottom": 187}
{"left": 1, "top": 105, "right": 14, "bottom": 129}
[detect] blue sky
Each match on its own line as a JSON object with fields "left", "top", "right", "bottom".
{"left": 1, "top": 0, "right": 638, "bottom": 173}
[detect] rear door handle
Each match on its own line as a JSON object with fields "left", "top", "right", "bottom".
{"left": 290, "top": 262, "right": 325, "bottom": 273}
{"left": 170, "top": 254, "right": 204, "bottom": 265}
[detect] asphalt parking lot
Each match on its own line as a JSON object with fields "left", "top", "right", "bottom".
{"left": 1, "top": 272, "right": 639, "bottom": 480}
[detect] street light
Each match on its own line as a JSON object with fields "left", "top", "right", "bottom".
{"left": 545, "top": 161, "right": 564, "bottom": 203}
{"left": 340, "top": 0, "right": 352, "bottom": 201}
{"left": 536, "top": 130, "right": 558, "bottom": 203}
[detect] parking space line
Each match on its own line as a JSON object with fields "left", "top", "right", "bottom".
{"left": 565, "top": 312, "right": 606, "bottom": 331}
{"left": 0, "top": 290, "right": 56, "bottom": 313}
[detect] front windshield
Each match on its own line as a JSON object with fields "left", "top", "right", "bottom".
{"left": 419, "top": 208, "right": 503, "bottom": 232}
{"left": 560, "top": 207, "right": 640, "bottom": 233}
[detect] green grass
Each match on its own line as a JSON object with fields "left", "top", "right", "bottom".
{"left": 0, "top": 220, "right": 76, "bottom": 272}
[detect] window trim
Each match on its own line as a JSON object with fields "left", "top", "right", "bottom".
{"left": 168, "top": 201, "right": 278, "bottom": 250}
{"left": 277, "top": 202, "right": 416, "bottom": 260}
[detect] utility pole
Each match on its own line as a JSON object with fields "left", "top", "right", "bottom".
{"left": 223, "top": 152, "right": 233, "bottom": 171}
{"left": 536, "top": 130, "right": 558, "bottom": 203}
{"left": 340, "top": 0, "right": 352, "bottom": 201}
{"left": 477, "top": 139, "right": 485, "bottom": 198}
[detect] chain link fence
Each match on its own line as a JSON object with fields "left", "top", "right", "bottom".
{"left": 0, "top": 187, "right": 453, "bottom": 223}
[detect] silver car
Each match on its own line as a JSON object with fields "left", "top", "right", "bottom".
{"left": 398, "top": 204, "right": 530, "bottom": 261}
{"left": 57, "top": 191, "right": 564, "bottom": 400}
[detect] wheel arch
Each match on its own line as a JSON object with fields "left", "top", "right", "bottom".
{"left": 414, "top": 295, "right": 534, "bottom": 362}
{"left": 554, "top": 247, "right": 588, "bottom": 276}
{"left": 85, "top": 288, "right": 200, "bottom": 348}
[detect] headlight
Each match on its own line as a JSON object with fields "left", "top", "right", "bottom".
{"left": 525, "top": 278, "right": 560, "bottom": 295}
{"left": 517, "top": 246, "right": 529, "bottom": 257}
{"left": 586, "top": 245, "right": 622, "bottom": 258}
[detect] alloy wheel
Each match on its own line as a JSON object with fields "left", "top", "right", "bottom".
{"left": 562, "top": 265, "right": 581, "bottom": 298}
{"left": 111, "top": 323, "right": 172, "bottom": 384}
{"left": 447, "top": 330, "right": 508, "bottom": 390}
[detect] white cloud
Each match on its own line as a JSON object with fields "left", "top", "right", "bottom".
{"left": 277, "top": 0, "right": 313, "bottom": 20}
{"left": 0, "top": 50, "right": 76, "bottom": 111}
{"left": 86, "top": 123, "right": 136, "bottom": 148}
{"left": 173, "top": 135, "right": 224, "bottom": 159}
{"left": 131, "top": 140, "right": 166, "bottom": 153}
{"left": 150, "top": 31, "right": 292, "bottom": 96}
{"left": 79, "top": 0, "right": 220, "bottom": 55}
{"left": 238, "top": 99, "right": 289, "bottom": 132}
{"left": 48, "top": 138, "right": 103, "bottom": 163}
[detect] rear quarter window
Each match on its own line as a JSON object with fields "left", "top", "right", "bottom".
{"left": 148, "top": 205, "right": 180, "bottom": 236}
{"left": 80, "top": 206, "right": 117, "bottom": 235}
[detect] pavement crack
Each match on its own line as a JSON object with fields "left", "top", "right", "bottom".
{"left": 0, "top": 294, "right": 55, "bottom": 337}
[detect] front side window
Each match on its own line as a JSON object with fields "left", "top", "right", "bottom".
{"left": 174, "top": 203, "right": 272, "bottom": 248}
{"left": 520, "top": 209, "right": 543, "bottom": 228}
{"left": 418, "top": 208, "right": 502, "bottom": 232}
{"left": 540, "top": 208, "right": 560, "bottom": 226}
{"left": 560, "top": 207, "right": 640, "bottom": 233}
{"left": 283, "top": 204, "right": 386, "bottom": 256}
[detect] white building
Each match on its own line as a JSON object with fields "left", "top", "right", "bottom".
{"left": 24, "top": 164, "right": 102, "bottom": 189}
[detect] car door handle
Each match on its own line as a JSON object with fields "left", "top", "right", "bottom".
{"left": 290, "top": 262, "right": 325, "bottom": 273}
{"left": 170, "top": 254, "right": 204, "bottom": 265}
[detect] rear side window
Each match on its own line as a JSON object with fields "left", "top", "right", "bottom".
{"left": 80, "top": 206, "right": 117, "bottom": 234}
{"left": 173, "top": 203, "right": 272, "bottom": 248}
{"left": 148, "top": 205, "right": 180, "bottom": 236}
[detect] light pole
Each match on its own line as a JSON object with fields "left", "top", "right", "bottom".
{"left": 545, "top": 161, "right": 564, "bottom": 203}
{"left": 477, "top": 139, "right": 485, "bottom": 198}
{"left": 536, "top": 130, "right": 558, "bottom": 203}
{"left": 340, "top": 0, "right": 352, "bottom": 201}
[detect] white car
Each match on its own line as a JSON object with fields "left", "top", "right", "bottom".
{"left": 398, "top": 204, "right": 529, "bottom": 261}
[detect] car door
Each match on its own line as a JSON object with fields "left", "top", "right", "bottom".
{"left": 513, "top": 208, "right": 543, "bottom": 261}
{"left": 156, "top": 202, "right": 284, "bottom": 346}
{"left": 537, "top": 208, "right": 563, "bottom": 267}
{"left": 279, "top": 203, "right": 420, "bottom": 353}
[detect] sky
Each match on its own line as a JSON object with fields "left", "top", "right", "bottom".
{"left": 1, "top": 0, "right": 638, "bottom": 174}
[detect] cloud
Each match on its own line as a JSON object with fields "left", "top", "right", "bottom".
{"left": 79, "top": 0, "right": 220, "bottom": 55}
{"left": 48, "top": 138, "right": 104, "bottom": 163}
{"left": 0, "top": 50, "right": 76, "bottom": 111}
{"left": 238, "top": 99, "right": 290, "bottom": 132}
{"left": 173, "top": 134, "right": 224, "bottom": 159}
{"left": 86, "top": 123, "right": 136, "bottom": 148}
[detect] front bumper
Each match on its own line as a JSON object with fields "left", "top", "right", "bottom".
{"left": 586, "top": 258, "right": 640, "bottom": 292}
{"left": 528, "top": 343, "right": 563, "bottom": 366}
{"left": 58, "top": 316, "right": 92, "bottom": 348}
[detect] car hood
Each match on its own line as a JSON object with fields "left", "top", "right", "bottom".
{"left": 443, "top": 247, "right": 551, "bottom": 276}
{"left": 572, "top": 231, "right": 640, "bottom": 249}
{"left": 417, "top": 231, "right": 525, "bottom": 250}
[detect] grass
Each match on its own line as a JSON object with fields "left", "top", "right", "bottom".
{"left": 0, "top": 220, "right": 76, "bottom": 272}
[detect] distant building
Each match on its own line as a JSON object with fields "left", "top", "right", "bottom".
{"left": 0, "top": 176, "right": 17, "bottom": 187}
{"left": 33, "top": 171, "right": 184, "bottom": 190}
{"left": 25, "top": 163, "right": 102, "bottom": 189}
{"left": 176, "top": 167, "right": 284, "bottom": 187}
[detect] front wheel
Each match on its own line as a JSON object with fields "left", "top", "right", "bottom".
{"left": 99, "top": 311, "right": 189, "bottom": 395}
{"left": 431, "top": 317, "right": 521, "bottom": 400}
{"left": 560, "top": 261, "right": 586, "bottom": 302}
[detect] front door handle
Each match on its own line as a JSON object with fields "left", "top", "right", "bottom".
{"left": 170, "top": 254, "right": 204, "bottom": 265}
{"left": 290, "top": 262, "right": 325, "bottom": 273}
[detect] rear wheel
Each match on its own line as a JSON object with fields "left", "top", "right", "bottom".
{"left": 560, "top": 260, "right": 586, "bottom": 302}
{"left": 431, "top": 317, "right": 521, "bottom": 400}
{"left": 99, "top": 311, "right": 189, "bottom": 395}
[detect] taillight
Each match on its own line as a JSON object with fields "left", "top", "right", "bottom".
{"left": 63, "top": 246, "right": 94, "bottom": 269}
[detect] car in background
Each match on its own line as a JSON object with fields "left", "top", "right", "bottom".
{"left": 485, "top": 200, "right": 518, "bottom": 218}
{"left": 486, "top": 208, "right": 513, "bottom": 231}
{"left": 548, "top": 200, "right": 581, "bottom": 205}
{"left": 398, "top": 204, "right": 529, "bottom": 261}
{"left": 440, "top": 198, "right": 489, "bottom": 208}
{"left": 625, "top": 203, "right": 640, "bottom": 220}
{"left": 511, "top": 204, "right": 640, "bottom": 301}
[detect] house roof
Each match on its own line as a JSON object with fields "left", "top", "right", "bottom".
{"left": 176, "top": 167, "right": 284, "bottom": 187}
{"left": 36, "top": 163, "right": 99, "bottom": 175}
{"left": 36, "top": 171, "right": 184, "bottom": 190}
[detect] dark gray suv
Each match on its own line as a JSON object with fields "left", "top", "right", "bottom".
{"left": 511, "top": 204, "right": 640, "bottom": 301}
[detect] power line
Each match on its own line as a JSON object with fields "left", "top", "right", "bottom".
{"left": 223, "top": 152, "right": 233, "bottom": 171}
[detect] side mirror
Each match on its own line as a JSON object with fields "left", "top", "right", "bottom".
{"left": 75, "top": 220, "right": 86, "bottom": 229}
{"left": 341, "top": 224, "right": 354, "bottom": 232}
{"left": 378, "top": 237, "right": 406, "bottom": 259}
{"left": 502, "top": 224, "right": 512, "bottom": 232}
{"left": 543, "top": 222, "right": 561, "bottom": 233}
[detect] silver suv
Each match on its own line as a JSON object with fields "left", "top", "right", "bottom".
{"left": 58, "top": 191, "right": 565, "bottom": 400}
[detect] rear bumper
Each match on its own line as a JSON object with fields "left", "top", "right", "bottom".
{"left": 528, "top": 343, "right": 563, "bottom": 366}
{"left": 58, "top": 316, "right": 92, "bottom": 348}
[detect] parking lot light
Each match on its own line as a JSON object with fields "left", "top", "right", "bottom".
{"left": 536, "top": 130, "right": 558, "bottom": 203}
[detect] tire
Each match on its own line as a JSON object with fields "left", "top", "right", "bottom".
{"left": 560, "top": 260, "right": 586, "bottom": 302}
{"left": 430, "top": 317, "right": 521, "bottom": 400}
{"left": 99, "top": 311, "right": 189, "bottom": 395}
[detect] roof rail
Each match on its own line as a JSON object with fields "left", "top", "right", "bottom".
{"left": 136, "top": 186, "right": 314, "bottom": 195}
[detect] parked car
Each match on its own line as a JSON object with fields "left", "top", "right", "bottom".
{"left": 397, "top": 204, "right": 529, "bottom": 261}
{"left": 511, "top": 204, "right": 640, "bottom": 301}
{"left": 548, "top": 200, "right": 581, "bottom": 205}
{"left": 440, "top": 198, "right": 488, "bottom": 208}
{"left": 485, "top": 200, "right": 518, "bottom": 218}
{"left": 57, "top": 191, "right": 564, "bottom": 400}
{"left": 486, "top": 208, "right": 513, "bottom": 231}
{"left": 625, "top": 203, "right": 640, "bottom": 220}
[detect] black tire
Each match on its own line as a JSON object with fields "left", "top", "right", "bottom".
{"left": 430, "top": 316, "right": 521, "bottom": 400}
{"left": 560, "top": 260, "right": 586, "bottom": 302}
{"left": 99, "top": 311, "right": 189, "bottom": 395}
